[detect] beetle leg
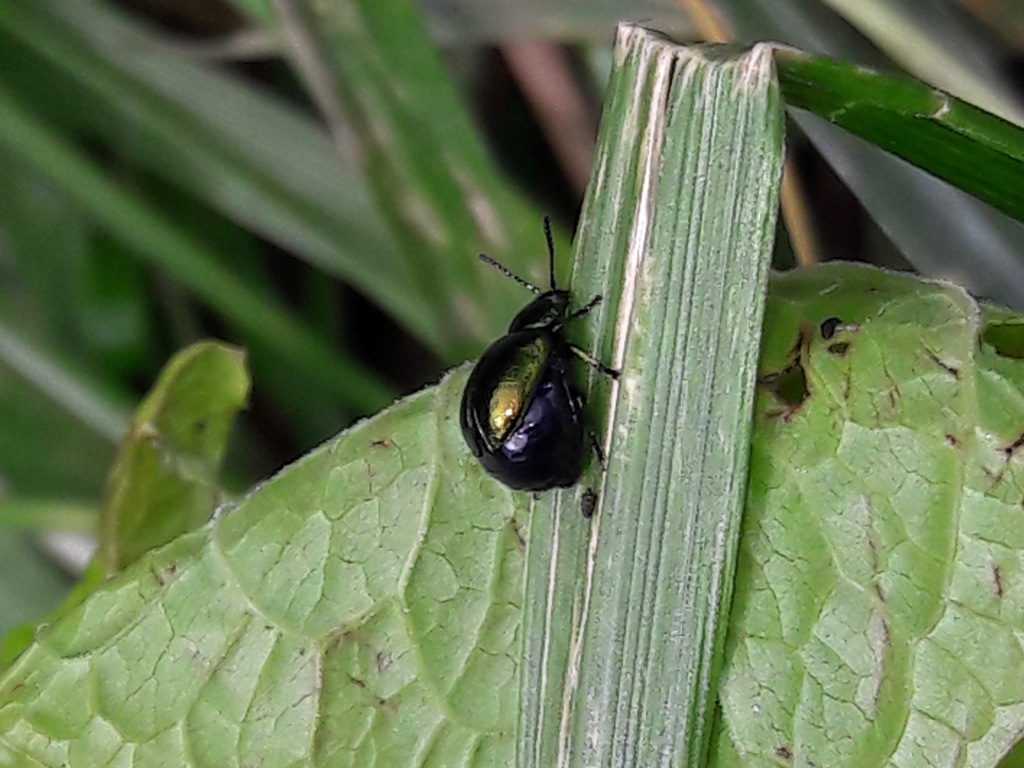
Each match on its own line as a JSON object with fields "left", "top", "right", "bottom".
{"left": 568, "top": 344, "right": 620, "bottom": 379}
{"left": 565, "top": 293, "right": 603, "bottom": 323}
{"left": 588, "top": 430, "right": 607, "bottom": 470}
{"left": 570, "top": 386, "right": 609, "bottom": 471}
{"left": 563, "top": 295, "right": 621, "bottom": 379}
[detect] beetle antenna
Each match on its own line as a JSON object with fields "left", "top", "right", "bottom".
{"left": 543, "top": 215, "right": 557, "bottom": 290}
{"left": 478, "top": 253, "right": 542, "bottom": 295}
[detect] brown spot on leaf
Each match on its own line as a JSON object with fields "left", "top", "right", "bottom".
{"left": 925, "top": 348, "right": 960, "bottom": 378}
{"left": 581, "top": 488, "right": 598, "bottom": 519}
{"left": 1004, "top": 432, "right": 1024, "bottom": 457}
{"left": 370, "top": 438, "right": 394, "bottom": 449}
{"left": 827, "top": 341, "right": 850, "bottom": 357}
{"left": 150, "top": 562, "right": 178, "bottom": 588}
{"left": 873, "top": 581, "right": 887, "bottom": 606}
{"left": 946, "top": 434, "right": 961, "bottom": 449}
{"left": 775, "top": 744, "right": 793, "bottom": 762}
{"left": 323, "top": 626, "right": 354, "bottom": 653}
{"left": 348, "top": 675, "right": 395, "bottom": 712}
{"left": 993, "top": 563, "right": 1004, "bottom": 598}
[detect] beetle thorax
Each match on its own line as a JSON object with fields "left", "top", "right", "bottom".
{"left": 508, "top": 290, "right": 570, "bottom": 332}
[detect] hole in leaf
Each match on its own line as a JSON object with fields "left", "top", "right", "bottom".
{"left": 773, "top": 364, "right": 808, "bottom": 407}
{"left": 984, "top": 320, "right": 1024, "bottom": 359}
{"left": 827, "top": 341, "right": 850, "bottom": 357}
{"left": 820, "top": 316, "right": 842, "bottom": 340}
{"left": 760, "top": 361, "right": 808, "bottom": 411}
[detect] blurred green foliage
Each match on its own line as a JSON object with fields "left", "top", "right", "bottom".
{"left": 2, "top": 0, "right": 1024, "bottom": 641}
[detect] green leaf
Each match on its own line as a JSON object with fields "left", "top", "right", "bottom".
{"left": 0, "top": 368, "right": 527, "bottom": 767}
{"left": 518, "top": 29, "right": 784, "bottom": 767}
{"left": 715, "top": 263, "right": 1024, "bottom": 767}
{"left": 96, "top": 342, "right": 250, "bottom": 575}
{"left": 816, "top": 0, "right": 1024, "bottom": 125}
{"left": 7, "top": 261, "right": 1024, "bottom": 765}
{"left": 775, "top": 47, "right": 1024, "bottom": 225}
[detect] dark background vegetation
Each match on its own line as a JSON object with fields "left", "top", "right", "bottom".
{"left": 3, "top": 0, "right": 1024, "bottom": 635}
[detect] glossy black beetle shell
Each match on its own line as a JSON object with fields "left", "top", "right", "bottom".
{"left": 461, "top": 326, "right": 586, "bottom": 490}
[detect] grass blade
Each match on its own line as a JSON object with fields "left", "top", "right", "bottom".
{"left": 0, "top": 1, "right": 439, "bottom": 351}
{"left": 0, "top": 86, "right": 392, "bottom": 414}
{"left": 776, "top": 47, "right": 1024, "bottom": 225}
{"left": 519, "top": 26, "right": 784, "bottom": 767}
{"left": 817, "top": 0, "right": 1024, "bottom": 124}
{"left": 270, "top": 0, "right": 560, "bottom": 356}
{"left": 0, "top": 321, "right": 127, "bottom": 444}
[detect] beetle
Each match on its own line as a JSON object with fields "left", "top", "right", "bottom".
{"left": 460, "top": 216, "right": 619, "bottom": 491}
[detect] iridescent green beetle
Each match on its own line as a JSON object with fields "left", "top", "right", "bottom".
{"left": 460, "top": 217, "right": 618, "bottom": 491}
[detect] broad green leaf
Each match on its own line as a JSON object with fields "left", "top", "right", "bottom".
{"left": 775, "top": 48, "right": 1024, "bottom": 226}
{"left": 0, "top": 368, "right": 527, "bottom": 767}
{"left": 714, "top": 263, "right": 1024, "bottom": 767}
{"left": 96, "top": 342, "right": 250, "bottom": 575}
{"left": 7, "top": 268, "right": 1024, "bottom": 765}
